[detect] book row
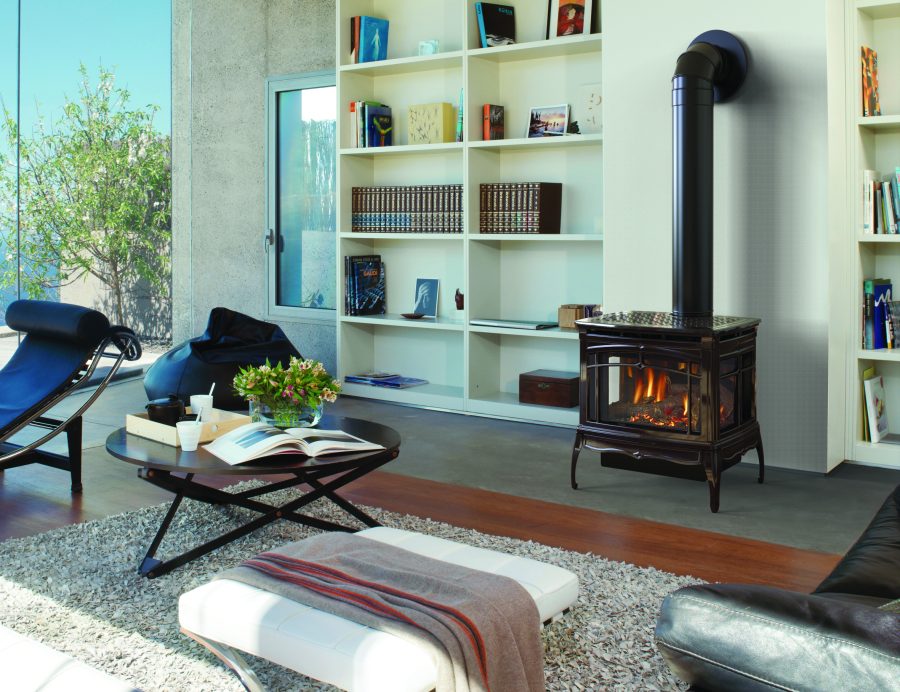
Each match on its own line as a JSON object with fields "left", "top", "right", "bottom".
{"left": 344, "top": 255, "right": 386, "bottom": 316}
{"left": 351, "top": 185, "right": 463, "bottom": 234}
{"left": 862, "top": 278, "right": 896, "bottom": 350}
{"left": 350, "top": 101, "right": 392, "bottom": 148}
{"left": 862, "top": 168, "right": 900, "bottom": 235}
{"left": 479, "top": 182, "right": 562, "bottom": 234}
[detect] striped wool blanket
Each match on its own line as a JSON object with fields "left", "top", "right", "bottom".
{"left": 217, "top": 532, "right": 544, "bottom": 692}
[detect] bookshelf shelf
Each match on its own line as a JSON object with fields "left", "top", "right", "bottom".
{"left": 850, "top": 441, "right": 900, "bottom": 469}
{"left": 469, "top": 233, "right": 602, "bottom": 242}
{"left": 341, "top": 314, "right": 465, "bottom": 331}
{"left": 337, "top": 0, "right": 602, "bottom": 426}
{"left": 339, "top": 142, "right": 464, "bottom": 157}
{"left": 855, "top": 114, "right": 900, "bottom": 132}
{"left": 468, "top": 134, "right": 602, "bottom": 152}
{"left": 468, "top": 325, "right": 579, "bottom": 340}
{"left": 339, "top": 51, "right": 464, "bottom": 77}
{"left": 340, "top": 232, "right": 465, "bottom": 240}
{"left": 857, "top": 233, "right": 900, "bottom": 242}
{"left": 857, "top": 348, "right": 900, "bottom": 361}
{"left": 467, "top": 34, "right": 602, "bottom": 63}
{"left": 856, "top": 0, "right": 900, "bottom": 21}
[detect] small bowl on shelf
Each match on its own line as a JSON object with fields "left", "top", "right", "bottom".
{"left": 401, "top": 312, "right": 425, "bottom": 320}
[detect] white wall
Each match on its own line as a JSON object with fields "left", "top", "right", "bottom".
{"left": 603, "top": 0, "right": 829, "bottom": 471}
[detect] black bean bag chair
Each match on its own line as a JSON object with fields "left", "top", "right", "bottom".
{"left": 144, "top": 307, "right": 302, "bottom": 410}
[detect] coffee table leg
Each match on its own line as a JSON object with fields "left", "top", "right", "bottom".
{"left": 140, "top": 472, "right": 192, "bottom": 577}
{"left": 304, "top": 476, "right": 380, "bottom": 528}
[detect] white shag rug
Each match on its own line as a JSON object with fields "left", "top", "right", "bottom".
{"left": 0, "top": 484, "right": 700, "bottom": 691}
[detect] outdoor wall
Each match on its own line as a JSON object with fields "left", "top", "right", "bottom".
{"left": 172, "top": 0, "right": 337, "bottom": 369}
{"left": 603, "top": 0, "right": 828, "bottom": 471}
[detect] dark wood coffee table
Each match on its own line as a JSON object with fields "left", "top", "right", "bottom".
{"left": 106, "top": 416, "right": 400, "bottom": 578}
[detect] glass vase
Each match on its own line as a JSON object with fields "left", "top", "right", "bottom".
{"left": 251, "top": 401, "right": 322, "bottom": 429}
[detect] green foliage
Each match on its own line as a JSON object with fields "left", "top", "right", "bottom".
{"left": 233, "top": 357, "right": 341, "bottom": 412}
{"left": 0, "top": 64, "right": 171, "bottom": 324}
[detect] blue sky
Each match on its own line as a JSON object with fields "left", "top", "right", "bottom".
{"left": 1, "top": 0, "right": 171, "bottom": 136}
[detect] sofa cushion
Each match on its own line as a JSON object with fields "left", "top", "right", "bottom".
{"left": 814, "top": 484, "right": 900, "bottom": 600}
{"left": 656, "top": 583, "right": 900, "bottom": 692}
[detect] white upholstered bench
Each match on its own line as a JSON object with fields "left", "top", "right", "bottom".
{"left": 179, "top": 527, "right": 579, "bottom": 692}
{"left": 0, "top": 624, "right": 138, "bottom": 692}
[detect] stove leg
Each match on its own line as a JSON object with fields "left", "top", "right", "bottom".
{"left": 755, "top": 436, "right": 765, "bottom": 484}
{"left": 703, "top": 452, "right": 721, "bottom": 513}
{"left": 570, "top": 432, "right": 584, "bottom": 489}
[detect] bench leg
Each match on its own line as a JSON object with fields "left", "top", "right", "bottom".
{"left": 182, "top": 629, "right": 264, "bottom": 692}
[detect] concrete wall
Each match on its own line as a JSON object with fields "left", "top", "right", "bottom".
{"left": 603, "top": 0, "right": 828, "bottom": 472}
{"left": 172, "top": 0, "right": 337, "bottom": 369}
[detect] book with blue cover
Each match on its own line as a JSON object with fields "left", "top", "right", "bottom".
{"left": 864, "top": 278, "right": 892, "bottom": 349}
{"left": 358, "top": 16, "right": 389, "bottom": 63}
{"left": 346, "top": 255, "right": 385, "bottom": 316}
{"left": 365, "top": 105, "right": 393, "bottom": 147}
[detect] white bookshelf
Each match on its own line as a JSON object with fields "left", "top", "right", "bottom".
{"left": 336, "top": 0, "right": 603, "bottom": 426}
{"left": 832, "top": 0, "right": 900, "bottom": 470}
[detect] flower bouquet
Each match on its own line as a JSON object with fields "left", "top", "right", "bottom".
{"left": 233, "top": 357, "right": 341, "bottom": 428}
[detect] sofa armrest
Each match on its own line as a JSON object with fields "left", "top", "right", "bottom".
{"left": 655, "top": 583, "right": 900, "bottom": 692}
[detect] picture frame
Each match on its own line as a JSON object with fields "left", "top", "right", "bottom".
{"left": 526, "top": 104, "right": 569, "bottom": 138}
{"left": 547, "top": 0, "right": 593, "bottom": 39}
{"left": 413, "top": 278, "right": 439, "bottom": 319}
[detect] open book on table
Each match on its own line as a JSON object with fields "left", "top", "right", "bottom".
{"left": 204, "top": 422, "right": 385, "bottom": 465}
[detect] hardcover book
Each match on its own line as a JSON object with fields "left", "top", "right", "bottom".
{"left": 864, "top": 278, "right": 892, "bottom": 349}
{"left": 475, "top": 3, "right": 515, "bottom": 48}
{"left": 482, "top": 104, "right": 504, "bottom": 140}
{"left": 863, "top": 374, "right": 889, "bottom": 443}
{"left": 861, "top": 45, "right": 881, "bottom": 117}
{"left": 358, "top": 16, "right": 389, "bottom": 63}
{"left": 346, "top": 255, "right": 385, "bottom": 316}
{"left": 365, "top": 105, "right": 393, "bottom": 147}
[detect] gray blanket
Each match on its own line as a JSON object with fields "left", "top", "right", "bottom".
{"left": 217, "top": 533, "right": 545, "bottom": 692}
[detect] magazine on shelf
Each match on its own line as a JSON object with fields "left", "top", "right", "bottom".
{"left": 204, "top": 423, "right": 385, "bottom": 465}
{"left": 470, "top": 318, "right": 558, "bottom": 330}
{"left": 345, "top": 374, "right": 429, "bottom": 388}
{"left": 863, "top": 374, "right": 889, "bottom": 443}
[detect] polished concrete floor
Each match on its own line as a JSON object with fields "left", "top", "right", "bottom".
{"left": 25, "top": 377, "right": 900, "bottom": 555}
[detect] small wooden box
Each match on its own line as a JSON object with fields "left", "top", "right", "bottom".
{"left": 407, "top": 102, "right": 456, "bottom": 144}
{"left": 519, "top": 370, "right": 579, "bottom": 408}
{"left": 125, "top": 408, "right": 251, "bottom": 447}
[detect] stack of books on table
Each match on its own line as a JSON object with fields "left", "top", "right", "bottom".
{"left": 345, "top": 371, "right": 428, "bottom": 389}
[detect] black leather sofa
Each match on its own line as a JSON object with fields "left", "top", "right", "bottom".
{"left": 655, "top": 484, "right": 900, "bottom": 691}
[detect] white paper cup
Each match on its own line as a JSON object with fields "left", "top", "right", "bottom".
{"left": 190, "top": 394, "right": 214, "bottom": 415}
{"left": 176, "top": 421, "right": 202, "bottom": 451}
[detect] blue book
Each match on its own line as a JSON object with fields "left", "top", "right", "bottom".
{"left": 365, "top": 105, "right": 392, "bottom": 147}
{"left": 358, "top": 16, "right": 388, "bottom": 63}
{"left": 866, "top": 278, "right": 893, "bottom": 349}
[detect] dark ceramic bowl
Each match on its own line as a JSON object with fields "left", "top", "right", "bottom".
{"left": 401, "top": 312, "right": 425, "bottom": 319}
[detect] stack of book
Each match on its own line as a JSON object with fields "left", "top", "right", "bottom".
{"left": 349, "top": 101, "right": 392, "bottom": 148}
{"left": 479, "top": 182, "right": 562, "bottom": 233}
{"left": 862, "top": 168, "right": 900, "bottom": 234}
{"left": 344, "top": 371, "right": 428, "bottom": 389}
{"left": 863, "top": 278, "right": 893, "bottom": 349}
{"left": 351, "top": 185, "right": 463, "bottom": 233}
{"left": 344, "top": 255, "right": 386, "bottom": 316}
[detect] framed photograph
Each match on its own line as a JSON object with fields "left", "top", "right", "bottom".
{"left": 547, "top": 0, "right": 593, "bottom": 39}
{"left": 413, "top": 278, "right": 439, "bottom": 318}
{"left": 527, "top": 104, "right": 569, "bottom": 138}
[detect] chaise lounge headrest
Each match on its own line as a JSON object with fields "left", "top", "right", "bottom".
{"left": 6, "top": 300, "right": 111, "bottom": 346}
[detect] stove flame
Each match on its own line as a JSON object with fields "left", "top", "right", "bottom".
{"left": 631, "top": 367, "right": 669, "bottom": 405}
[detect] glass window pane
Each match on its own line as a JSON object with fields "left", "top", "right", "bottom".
{"left": 276, "top": 84, "right": 336, "bottom": 309}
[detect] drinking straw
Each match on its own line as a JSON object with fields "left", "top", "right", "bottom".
{"left": 195, "top": 407, "right": 203, "bottom": 425}
{"left": 208, "top": 382, "right": 216, "bottom": 396}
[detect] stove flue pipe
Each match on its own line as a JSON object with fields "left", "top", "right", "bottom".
{"left": 672, "top": 31, "right": 748, "bottom": 318}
